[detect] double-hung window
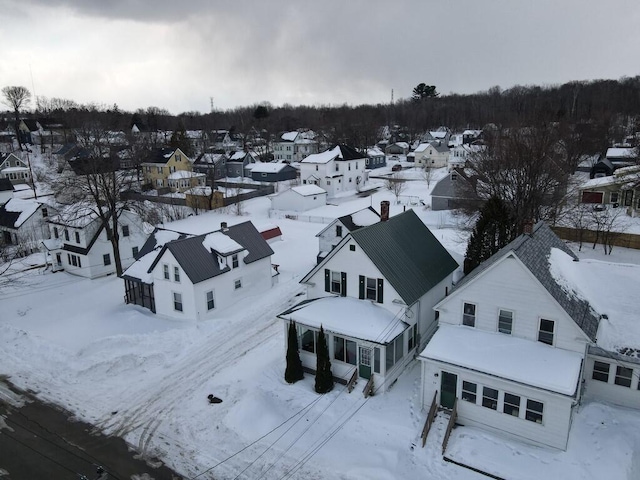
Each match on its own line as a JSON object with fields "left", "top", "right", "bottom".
{"left": 503, "top": 393, "right": 520, "bottom": 417}
{"left": 461, "top": 381, "right": 477, "bottom": 403}
{"left": 206, "top": 291, "right": 215, "bottom": 310}
{"left": 173, "top": 292, "right": 183, "bottom": 312}
{"left": 463, "top": 303, "right": 476, "bottom": 327}
{"left": 498, "top": 309, "right": 513, "bottom": 334}
{"left": 615, "top": 366, "right": 633, "bottom": 387}
{"left": 174, "top": 266, "right": 180, "bottom": 282}
{"left": 482, "top": 387, "right": 498, "bottom": 410}
{"left": 592, "top": 361, "right": 610, "bottom": 382}
{"left": 232, "top": 254, "right": 239, "bottom": 269}
{"left": 525, "top": 399, "right": 543, "bottom": 423}
{"left": 538, "top": 319, "right": 555, "bottom": 345}
{"left": 163, "top": 264, "right": 170, "bottom": 280}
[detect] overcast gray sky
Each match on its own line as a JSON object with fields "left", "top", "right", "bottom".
{"left": 2, "top": 0, "right": 639, "bottom": 114}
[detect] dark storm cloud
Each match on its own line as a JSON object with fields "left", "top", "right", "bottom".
{"left": 2, "top": 0, "right": 639, "bottom": 112}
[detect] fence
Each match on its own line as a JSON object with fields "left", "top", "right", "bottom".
{"left": 551, "top": 226, "right": 640, "bottom": 250}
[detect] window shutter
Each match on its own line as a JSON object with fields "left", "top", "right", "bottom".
{"left": 377, "top": 278, "right": 384, "bottom": 303}
{"left": 359, "top": 275, "right": 365, "bottom": 299}
{"left": 324, "top": 269, "right": 330, "bottom": 292}
{"left": 341, "top": 272, "right": 347, "bottom": 297}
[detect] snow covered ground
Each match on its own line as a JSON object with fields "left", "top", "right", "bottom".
{"left": 2, "top": 174, "right": 640, "bottom": 479}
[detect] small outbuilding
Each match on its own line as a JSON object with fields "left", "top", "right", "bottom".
{"left": 251, "top": 162, "right": 298, "bottom": 182}
{"left": 269, "top": 185, "right": 327, "bottom": 212}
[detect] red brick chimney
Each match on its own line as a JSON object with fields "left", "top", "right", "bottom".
{"left": 523, "top": 220, "right": 534, "bottom": 235}
{"left": 380, "top": 200, "right": 390, "bottom": 221}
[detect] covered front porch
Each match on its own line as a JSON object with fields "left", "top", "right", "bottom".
{"left": 278, "top": 296, "right": 416, "bottom": 393}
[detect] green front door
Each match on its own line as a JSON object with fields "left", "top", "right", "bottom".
{"left": 440, "top": 371, "right": 457, "bottom": 409}
{"left": 359, "top": 346, "right": 372, "bottom": 379}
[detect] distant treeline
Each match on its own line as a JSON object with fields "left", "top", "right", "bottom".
{"left": 23, "top": 76, "right": 640, "bottom": 151}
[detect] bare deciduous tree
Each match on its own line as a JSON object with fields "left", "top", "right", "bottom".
{"left": 386, "top": 173, "right": 407, "bottom": 204}
{"left": 2, "top": 86, "right": 31, "bottom": 150}
{"left": 49, "top": 122, "right": 140, "bottom": 276}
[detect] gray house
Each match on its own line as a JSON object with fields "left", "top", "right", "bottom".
{"left": 430, "top": 168, "right": 480, "bottom": 211}
{"left": 250, "top": 162, "right": 297, "bottom": 182}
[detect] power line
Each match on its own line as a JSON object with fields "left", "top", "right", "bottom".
{"left": 8, "top": 410, "right": 123, "bottom": 480}
{"left": 1, "top": 429, "right": 82, "bottom": 476}
{"left": 189, "top": 393, "right": 324, "bottom": 480}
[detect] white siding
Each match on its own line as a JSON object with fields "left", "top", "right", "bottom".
{"left": 306, "top": 239, "right": 406, "bottom": 319}
{"left": 270, "top": 190, "right": 326, "bottom": 212}
{"left": 437, "top": 255, "right": 588, "bottom": 354}
{"left": 317, "top": 220, "right": 348, "bottom": 255}
{"left": 584, "top": 354, "right": 640, "bottom": 409}
{"left": 421, "top": 359, "right": 575, "bottom": 450}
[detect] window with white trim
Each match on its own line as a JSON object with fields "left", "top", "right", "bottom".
{"left": 538, "top": 319, "right": 555, "bottom": 345}
{"left": 503, "top": 392, "right": 520, "bottom": 417}
{"left": 163, "top": 264, "right": 170, "bottom": 280}
{"left": 174, "top": 266, "right": 180, "bottom": 282}
{"left": 463, "top": 302, "right": 476, "bottom": 327}
{"left": 525, "top": 399, "right": 543, "bottom": 423}
{"left": 234, "top": 278, "right": 242, "bottom": 290}
{"left": 333, "top": 336, "right": 356, "bottom": 365}
{"left": 592, "top": 361, "right": 610, "bottom": 382}
{"left": 498, "top": 309, "right": 513, "bottom": 334}
{"left": 232, "top": 254, "right": 239, "bottom": 269}
{"left": 298, "top": 326, "right": 317, "bottom": 353}
{"left": 173, "top": 292, "right": 183, "bottom": 312}
{"left": 461, "top": 381, "right": 477, "bottom": 403}
{"left": 103, "top": 254, "right": 111, "bottom": 266}
{"left": 615, "top": 366, "right": 633, "bottom": 387}
{"left": 482, "top": 387, "right": 498, "bottom": 410}
{"left": 206, "top": 290, "right": 215, "bottom": 310}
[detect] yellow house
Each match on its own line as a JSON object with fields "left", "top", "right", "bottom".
{"left": 142, "top": 148, "right": 196, "bottom": 191}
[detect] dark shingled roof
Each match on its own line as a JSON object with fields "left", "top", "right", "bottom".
{"left": 144, "top": 148, "right": 177, "bottom": 164}
{"left": 332, "top": 144, "right": 365, "bottom": 161}
{"left": 350, "top": 209, "right": 459, "bottom": 306}
{"left": 0, "top": 204, "right": 21, "bottom": 228}
{"left": 455, "top": 221, "right": 600, "bottom": 341}
{"left": 150, "top": 221, "right": 273, "bottom": 284}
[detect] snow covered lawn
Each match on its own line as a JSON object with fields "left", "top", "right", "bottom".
{"left": 2, "top": 189, "right": 640, "bottom": 479}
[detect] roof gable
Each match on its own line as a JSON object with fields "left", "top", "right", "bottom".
{"left": 450, "top": 222, "right": 600, "bottom": 340}
{"left": 149, "top": 221, "right": 273, "bottom": 284}
{"left": 350, "top": 210, "right": 458, "bottom": 305}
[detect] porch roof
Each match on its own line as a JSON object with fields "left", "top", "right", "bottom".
{"left": 279, "top": 296, "right": 407, "bottom": 344}
{"left": 419, "top": 325, "right": 583, "bottom": 396}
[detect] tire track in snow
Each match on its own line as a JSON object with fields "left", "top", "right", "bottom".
{"left": 98, "top": 279, "right": 305, "bottom": 459}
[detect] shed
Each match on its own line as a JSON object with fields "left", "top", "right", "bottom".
{"left": 270, "top": 185, "right": 327, "bottom": 212}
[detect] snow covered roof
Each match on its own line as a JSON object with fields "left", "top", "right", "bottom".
{"left": 0, "top": 198, "right": 41, "bottom": 228}
{"left": 315, "top": 206, "right": 379, "bottom": 237}
{"left": 280, "top": 131, "right": 298, "bottom": 142}
{"left": 146, "top": 221, "right": 273, "bottom": 284}
{"left": 606, "top": 147, "right": 637, "bottom": 159}
{"left": 414, "top": 143, "right": 430, "bottom": 153}
{"left": 290, "top": 185, "right": 326, "bottom": 196}
{"left": 251, "top": 162, "right": 291, "bottom": 174}
{"left": 279, "top": 296, "right": 407, "bottom": 343}
{"left": 548, "top": 248, "right": 640, "bottom": 356}
{"left": 420, "top": 324, "right": 583, "bottom": 396}
{"left": 367, "top": 146, "right": 384, "bottom": 157}
{"left": 580, "top": 165, "right": 640, "bottom": 190}
{"left": 301, "top": 145, "right": 364, "bottom": 164}
{"left": 202, "top": 231, "right": 243, "bottom": 255}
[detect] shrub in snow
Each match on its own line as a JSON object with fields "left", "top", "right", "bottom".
{"left": 314, "top": 325, "right": 334, "bottom": 394}
{"left": 285, "top": 320, "right": 304, "bottom": 384}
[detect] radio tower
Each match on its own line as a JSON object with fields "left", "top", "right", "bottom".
{"left": 210, "top": 97, "right": 214, "bottom": 113}
{"left": 391, "top": 89, "right": 394, "bottom": 105}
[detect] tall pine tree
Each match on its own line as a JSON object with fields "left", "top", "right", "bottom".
{"left": 464, "top": 196, "right": 517, "bottom": 274}
{"left": 285, "top": 320, "right": 304, "bottom": 384}
{"left": 314, "top": 325, "right": 334, "bottom": 394}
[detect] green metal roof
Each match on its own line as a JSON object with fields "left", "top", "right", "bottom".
{"left": 351, "top": 209, "right": 459, "bottom": 306}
